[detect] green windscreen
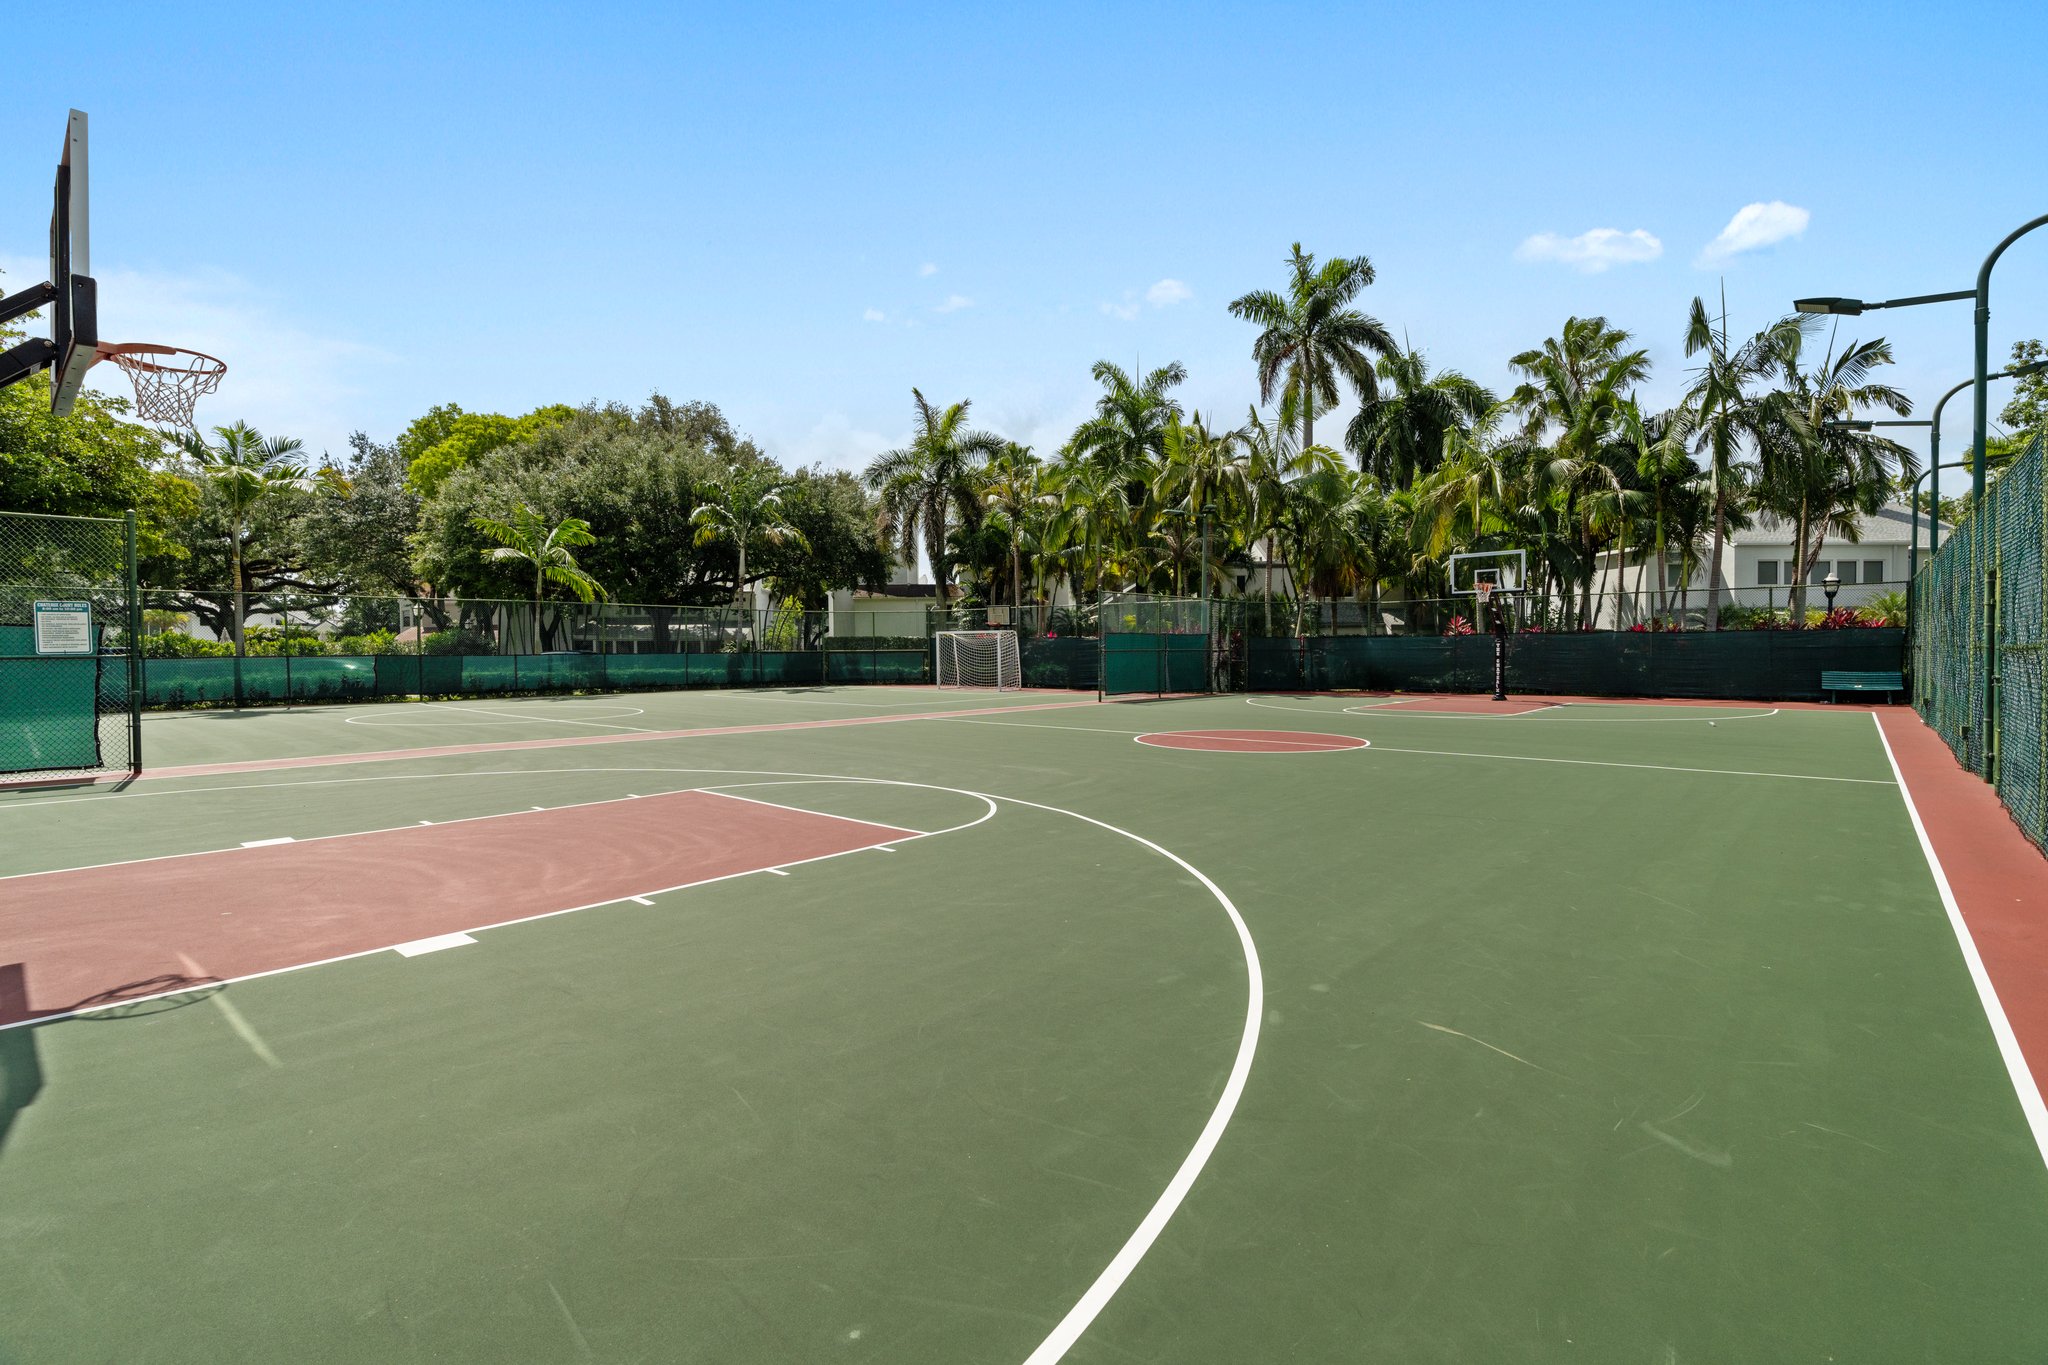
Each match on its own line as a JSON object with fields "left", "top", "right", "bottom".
{"left": 0, "top": 623, "right": 104, "bottom": 773}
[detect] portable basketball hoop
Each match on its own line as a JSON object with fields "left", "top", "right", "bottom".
{"left": 1474, "top": 580, "right": 1496, "bottom": 611}
{"left": 96, "top": 343, "right": 226, "bottom": 429}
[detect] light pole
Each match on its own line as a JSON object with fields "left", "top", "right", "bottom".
{"left": 1822, "top": 569, "right": 1840, "bottom": 615}
{"left": 1797, "top": 211, "right": 2048, "bottom": 782}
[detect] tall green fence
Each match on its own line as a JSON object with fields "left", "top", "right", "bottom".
{"left": 1101, "top": 599, "right": 1212, "bottom": 697}
{"left": 1247, "top": 628, "right": 1905, "bottom": 699}
{"left": 1913, "top": 433, "right": 2047, "bottom": 853}
{"left": 0, "top": 511, "right": 141, "bottom": 781}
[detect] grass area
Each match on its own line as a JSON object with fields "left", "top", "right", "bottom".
{"left": 2, "top": 689, "right": 2043, "bottom": 1362}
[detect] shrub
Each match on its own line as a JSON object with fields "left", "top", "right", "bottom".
{"left": 332, "top": 630, "right": 400, "bottom": 656}
{"left": 421, "top": 627, "right": 496, "bottom": 656}
{"left": 242, "top": 625, "right": 333, "bottom": 657}
{"left": 1443, "top": 615, "right": 1475, "bottom": 637}
{"left": 1858, "top": 592, "right": 1908, "bottom": 626}
{"left": 141, "top": 629, "right": 232, "bottom": 659}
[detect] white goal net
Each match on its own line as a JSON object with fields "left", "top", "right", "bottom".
{"left": 934, "top": 630, "right": 1023, "bottom": 690}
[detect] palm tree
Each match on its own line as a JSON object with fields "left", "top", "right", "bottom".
{"left": 1347, "top": 347, "right": 1496, "bottom": 487}
{"left": 1759, "top": 332, "right": 1917, "bottom": 621}
{"left": 1682, "top": 297, "right": 1811, "bottom": 628}
{"left": 1240, "top": 406, "right": 1341, "bottom": 632}
{"left": 470, "top": 503, "right": 605, "bottom": 650}
{"left": 1065, "top": 360, "right": 1186, "bottom": 482}
{"left": 689, "top": 462, "right": 810, "bottom": 606}
{"left": 862, "top": 390, "right": 1005, "bottom": 598}
{"left": 980, "top": 443, "right": 1051, "bottom": 612}
{"left": 179, "top": 420, "right": 313, "bottom": 654}
{"left": 1230, "top": 244, "right": 1396, "bottom": 454}
{"left": 1056, "top": 459, "right": 1131, "bottom": 600}
{"left": 1621, "top": 403, "right": 1703, "bottom": 622}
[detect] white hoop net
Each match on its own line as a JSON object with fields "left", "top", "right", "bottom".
{"left": 96, "top": 344, "right": 226, "bottom": 429}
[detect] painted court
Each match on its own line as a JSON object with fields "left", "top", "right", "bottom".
{"left": 2, "top": 685, "right": 2046, "bottom": 1362}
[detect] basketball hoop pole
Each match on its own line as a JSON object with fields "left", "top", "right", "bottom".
{"left": 1479, "top": 584, "right": 1510, "bottom": 701}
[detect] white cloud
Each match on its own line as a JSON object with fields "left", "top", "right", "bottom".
{"left": 918, "top": 262, "right": 939, "bottom": 277}
{"left": 0, "top": 252, "right": 391, "bottom": 457}
{"left": 1697, "top": 201, "right": 1810, "bottom": 265}
{"left": 862, "top": 307, "right": 887, "bottom": 322}
{"left": 934, "top": 293, "right": 973, "bottom": 313}
{"left": 768, "top": 410, "right": 892, "bottom": 472}
{"left": 1145, "top": 278, "right": 1192, "bottom": 306}
{"left": 1514, "top": 228, "right": 1664, "bottom": 273}
{"left": 1101, "top": 278, "right": 1192, "bottom": 321}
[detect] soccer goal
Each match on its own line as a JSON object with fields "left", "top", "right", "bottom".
{"left": 934, "top": 630, "right": 1022, "bottom": 690}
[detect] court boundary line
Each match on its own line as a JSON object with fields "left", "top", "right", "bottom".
{"left": 1870, "top": 713, "right": 2048, "bottom": 1172}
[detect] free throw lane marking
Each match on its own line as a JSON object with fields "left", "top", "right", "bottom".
{"left": 393, "top": 932, "right": 478, "bottom": 957}
{"left": 240, "top": 837, "right": 295, "bottom": 848}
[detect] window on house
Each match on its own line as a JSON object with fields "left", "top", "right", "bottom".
{"left": 1838, "top": 562, "right": 1859, "bottom": 585}
{"left": 1865, "top": 559, "right": 1886, "bottom": 584}
{"left": 1783, "top": 560, "right": 1798, "bottom": 583}
{"left": 1807, "top": 561, "right": 1833, "bottom": 585}
{"left": 1757, "top": 560, "right": 1779, "bottom": 586}
{"left": 1666, "top": 560, "right": 1686, "bottom": 589}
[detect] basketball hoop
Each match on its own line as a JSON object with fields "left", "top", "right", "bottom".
{"left": 95, "top": 343, "right": 226, "bottom": 429}
{"left": 1474, "top": 580, "right": 1496, "bottom": 610}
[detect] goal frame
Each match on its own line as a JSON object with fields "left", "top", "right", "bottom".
{"left": 933, "top": 630, "right": 1023, "bottom": 691}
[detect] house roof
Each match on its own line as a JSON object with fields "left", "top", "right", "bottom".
{"left": 1731, "top": 502, "right": 1944, "bottom": 548}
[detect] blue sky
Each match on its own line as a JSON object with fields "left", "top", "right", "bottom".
{"left": 4, "top": 1, "right": 2044, "bottom": 471}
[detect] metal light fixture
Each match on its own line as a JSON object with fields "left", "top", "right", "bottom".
{"left": 1823, "top": 570, "right": 1841, "bottom": 612}
{"left": 1796, "top": 297, "right": 1866, "bottom": 315}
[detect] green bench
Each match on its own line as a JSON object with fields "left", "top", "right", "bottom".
{"left": 1821, "top": 670, "right": 1905, "bottom": 703}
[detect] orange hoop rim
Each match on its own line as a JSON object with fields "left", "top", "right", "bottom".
{"left": 95, "top": 341, "right": 228, "bottom": 377}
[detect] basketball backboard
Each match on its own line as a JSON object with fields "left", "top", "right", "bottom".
{"left": 49, "top": 109, "right": 98, "bottom": 416}
{"left": 1447, "top": 548, "right": 1527, "bottom": 597}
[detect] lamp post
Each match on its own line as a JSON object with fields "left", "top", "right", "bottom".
{"left": 1829, "top": 362, "right": 2045, "bottom": 566}
{"left": 1797, "top": 212, "right": 2048, "bottom": 782}
{"left": 1822, "top": 569, "right": 1840, "bottom": 615}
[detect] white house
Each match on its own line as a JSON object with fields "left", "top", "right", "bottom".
{"left": 1590, "top": 501, "right": 1940, "bottom": 626}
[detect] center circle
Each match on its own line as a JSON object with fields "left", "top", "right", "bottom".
{"left": 1133, "top": 730, "right": 1370, "bottom": 754}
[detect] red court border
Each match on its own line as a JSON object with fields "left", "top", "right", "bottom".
{"left": 1879, "top": 709, "right": 2048, "bottom": 1123}
{"left": 1135, "top": 730, "right": 1369, "bottom": 753}
{"left": 0, "top": 789, "right": 914, "bottom": 1028}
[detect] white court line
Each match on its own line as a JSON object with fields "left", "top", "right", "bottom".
{"left": 1367, "top": 743, "right": 1892, "bottom": 785}
{"left": 6, "top": 783, "right": 991, "bottom": 1034}
{"left": 339, "top": 704, "right": 655, "bottom": 732}
{"left": 0, "top": 761, "right": 1262, "bottom": 1365}
{"left": 0, "top": 787, "right": 687, "bottom": 882}
{"left": 1870, "top": 714, "right": 2048, "bottom": 1173}
{"left": 929, "top": 717, "right": 1150, "bottom": 737}
{"left": 629, "top": 896, "right": 655, "bottom": 906}
{"left": 393, "top": 932, "right": 477, "bottom": 957}
{"left": 1245, "top": 696, "right": 1781, "bottom": 722}
{"left": 1132, "top": 733, "right": 1368, "bottom": 753}
{"left": 693, "top": 786, "right": 923, "bottom": 838}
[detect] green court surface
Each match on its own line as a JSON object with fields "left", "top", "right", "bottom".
{"left": 2, "top": 688, "right": 2045, "bottom": 1362}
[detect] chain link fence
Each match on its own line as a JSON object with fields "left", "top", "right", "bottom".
{"left": 1914, "top": 433, "right": 2046, "bottom": 853}
{"left": 1, "top": 511, "right": 141, "bottom": 781}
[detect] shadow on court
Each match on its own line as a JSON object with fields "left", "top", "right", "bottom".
{"left": 0, "top": 965, "right": 43, "bottom": 1155}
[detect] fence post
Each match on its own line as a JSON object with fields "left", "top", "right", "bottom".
{"left": 124, "top": 510, "right": 143, "bottom": 775}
